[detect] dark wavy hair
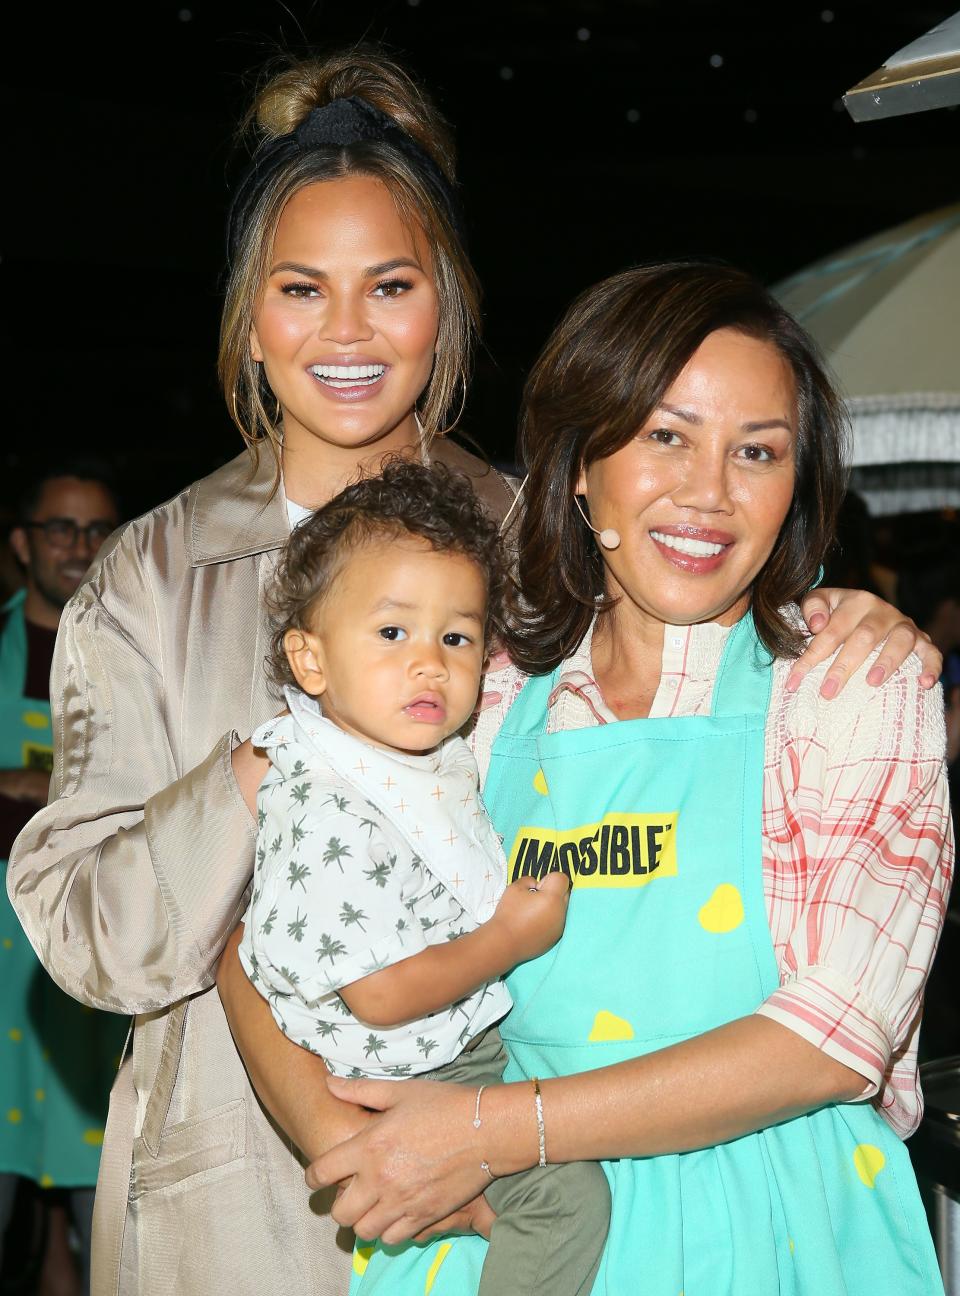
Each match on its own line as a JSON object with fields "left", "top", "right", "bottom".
{"left": 511, "top": 260, "right": 849, "bottom": 674}
{"left": 266, "top": 459, "right": 512, "bottom": 690}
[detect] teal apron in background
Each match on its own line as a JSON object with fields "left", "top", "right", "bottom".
{"left": 0, "top": 591, "right": 128, "bottom": 1187}
{"left": 352, "top": 615, "right": 942, "bottom": 1294}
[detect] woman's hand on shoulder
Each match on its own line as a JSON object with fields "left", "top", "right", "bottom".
{"left": 791, "top": 588, "right": 940, "bottom": 699}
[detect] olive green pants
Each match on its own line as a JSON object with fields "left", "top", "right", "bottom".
{"left": 430, "top": 1026, "right": 609, "bottom": 1296}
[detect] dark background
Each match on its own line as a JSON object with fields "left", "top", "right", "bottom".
{"left": 3, "top": 0, "right": 958, "bottom": 513}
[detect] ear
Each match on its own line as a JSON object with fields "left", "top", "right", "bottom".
{"left": 574, "top": 463, "right": 588, "bottom": 497}
{"left": 249, "top": 322, "right": 264, "bottom": 364}
{"left": 284, "top": 627, "right": 326, "bottom": 697}
{"left": 9, "top": 527, "right": 30, "bottom": 569}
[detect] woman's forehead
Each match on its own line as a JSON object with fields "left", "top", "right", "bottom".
{"left": 662, "top": 329, "right": 796, "bottom": 425}
{"left": 272, "top": 176, "right": 430, "bottom": 270}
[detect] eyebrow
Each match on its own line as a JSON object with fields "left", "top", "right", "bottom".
{"left": 371, "top": 598, "right": 484, "bottom": 623}
{"left": 658, "top": 404, "right": 793, "bottom": 433}
{"left": 269, "top": 257, "right": 424, "bottom": 279}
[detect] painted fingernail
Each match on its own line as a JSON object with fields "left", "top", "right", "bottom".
{"left": 807, "top": 613, "right": 827, "bottom": 632}
{"left": 866, "top": 665, "right": 885, "bottom": 686}
{"left": 786, "top": 672, "right": 802, "bottom": 693}
{"left": 920, "top": 673, "right": 937, "bottom": 689}
{"left": 820, "top": 677, "right": 839, "bottom": 699}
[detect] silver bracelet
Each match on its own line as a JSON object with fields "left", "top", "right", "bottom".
{"left": 474, "top": 1085, "right": 496, "bottom": 1179}
{"left": 532, "top": 1077, "right": 547, "bottom": 1167}
{"left": 473, "top": 1083, "right": 487, "bottom": 1129}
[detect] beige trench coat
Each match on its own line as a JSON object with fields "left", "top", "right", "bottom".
{"left": 6, "top": 441, "right": 516, "bottom": 1296}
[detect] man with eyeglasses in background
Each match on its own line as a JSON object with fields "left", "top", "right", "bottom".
{"left": 0, "top": 461, "right": 126, "bottom": 1296}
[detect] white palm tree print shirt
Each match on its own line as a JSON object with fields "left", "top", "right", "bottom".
{"left": 238, "top": 690, "right": 511, "bottom": 1078}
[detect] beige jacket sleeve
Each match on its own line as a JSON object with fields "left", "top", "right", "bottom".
{"left": 6, "top": 528, "right": 257, "bottom": 1015}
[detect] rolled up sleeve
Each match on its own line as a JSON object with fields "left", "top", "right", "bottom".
{"left": 756, "top": 659, "right": 954, "bottom": 1133}
{"left": 6, "top": 550, "right": 256, "bottom": 1015}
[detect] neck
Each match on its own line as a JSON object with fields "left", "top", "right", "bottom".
{"left": 591, "top": 583, "right": 749, "bottom": 721}
{"left": 590, "top": 596, "right": 668, "bottom": 689}
{"left": 281, "top": 414, "right": 422, "bottom": 509}
{"left": 591, "top": 598, "right": 668, "bottom": 720}
{"left": 22, "top": 585, "right": 62, "bottom": 632}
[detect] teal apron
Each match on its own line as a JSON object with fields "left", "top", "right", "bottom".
{"left": 351, "top": 615, "right": 942, "bottom": 1294}
{"left": 0, "top": 591, "right": 127, "bottom": 1187}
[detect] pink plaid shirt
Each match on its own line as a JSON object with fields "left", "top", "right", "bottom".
{"left": 473, "top": 617, "right": 953, "bottom": 1138}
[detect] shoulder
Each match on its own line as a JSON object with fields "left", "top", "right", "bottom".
{"left": 430, "top": 436, "right": 520, "bottom": 523}
{"left": 469, "top": 658, "right": 530, "bottom": 771}
{"left": 770, "top": 647, "right": 946, "bottom": 767}
{"left": 59, "top": 482, "right": 195, "bottom": 640}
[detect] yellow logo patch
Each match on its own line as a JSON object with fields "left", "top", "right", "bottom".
{"left": 508, "top": 812, "right": 679, "bottom": 888}
{"left": 22, "top": 741, "right": 53, "bottom": 772}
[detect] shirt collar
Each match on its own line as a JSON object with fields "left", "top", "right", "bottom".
{"left": 548, "top": 616, "right": 736, "bottom": 716}
{"left": 185, "top": 438, "right": 514, "bottom": 569}
{"left": 186, "top": 449, "right": 287, "bottom": 567}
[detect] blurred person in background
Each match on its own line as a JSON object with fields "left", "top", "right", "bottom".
{"left": 822, "top": 490, "right": 890, "bottom": 599}
{"left": 0, "top": 462, "right": 127, "bottom": 1296}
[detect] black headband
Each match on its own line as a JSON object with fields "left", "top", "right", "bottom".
{"left": 226, "top": 95, "right": 464, "bottom": 264}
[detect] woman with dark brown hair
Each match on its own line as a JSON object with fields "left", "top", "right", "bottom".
{"left": 272, "top": 262, "right": 950, "bottom": 1295}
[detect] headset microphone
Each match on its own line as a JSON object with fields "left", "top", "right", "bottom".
{"left": 573, "top": 496, "right": 621, "bottom": 550}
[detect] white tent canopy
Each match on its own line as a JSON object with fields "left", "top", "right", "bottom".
{"left": 775, "top": 206, "right": 960, "bottom": 515}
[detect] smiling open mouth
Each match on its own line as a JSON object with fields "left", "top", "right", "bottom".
{"left": 309, "top": 363, "right": 386, "bottom": 389}
{"left": 650, "top": 530, "right": 726, "bottom": 558}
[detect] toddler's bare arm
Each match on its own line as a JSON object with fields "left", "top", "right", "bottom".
{"left": 341, "top": 871, "right": 570, "bottom": 1028}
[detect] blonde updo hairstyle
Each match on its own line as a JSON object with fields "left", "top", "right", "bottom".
{"left": 218, "top": 50, "right": 480, "bottom": 472}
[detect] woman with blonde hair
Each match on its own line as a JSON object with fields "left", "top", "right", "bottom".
{"left": 8, "top": 50, "right": 938, "bottom": 1296}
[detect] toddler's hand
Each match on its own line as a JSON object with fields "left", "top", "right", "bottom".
{"left": 492, "top": 870, "right": 571, "bottom": 965}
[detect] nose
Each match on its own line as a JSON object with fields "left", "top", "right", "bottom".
{"left": 411, "top": 641, "right": 449, "bottom": 682}
{"left": 72, "top": 530, "right": 93, "bottom": 560}
{"left": 670, "top": 444, "right": 733, "bottom": 514}
{"left": 320, "top": 290, "right": 374, "bottom": 345}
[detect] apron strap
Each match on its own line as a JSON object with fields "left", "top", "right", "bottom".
{"left": 711, "top": 614, "right": 774, "bottom": 718}
{"left": 495, "top": 666, "right": 561, "bottom": 739}
{"left": 0, "top": 592, "right": 28, "bottom": 699}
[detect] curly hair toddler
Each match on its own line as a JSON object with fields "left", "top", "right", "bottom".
{"left": 238, "top": 459, "right": 609, "bottom": 1296}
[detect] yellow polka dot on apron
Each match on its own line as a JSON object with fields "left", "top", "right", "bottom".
{"left": 588, "top": 1010, "right": 635, "bottom": 1042}
{"left": 424, "top": 1241, "right": 453, "bottom": 1294}
{"left": 39, "top": 1174, "right": 54, "bottom": 1187}
{"left": 7, "top": 1109, "right": 22, "bottom": 1124}
{"left": 853, "top": 1143, "right": 886, "bottom": 1188}
{"left": 34, "top": 1089, "right": 45, "bottom": 1103}
{"left": 697, "top": 883, "right": 744, "bottom": 933}
{"left": 8, "top": 1028, "right": 22, "bottom": 1042}
{"left": 788, "top": 1238, "right": 795, "bottom": 1254}
{"left": 22, "top": 710, "right": 48, "bottom": 729}
{"left": 82, "top": 1128, "right": 104, "bottom": 1146}
{"left": 533, "top": 769, "right": 549, "bottom": 796}
{"left": 353, "top": 1243, "right": 375, "bottom": 1277}
{"left": 2, "top": 938, "right": 12, "bottom": 949}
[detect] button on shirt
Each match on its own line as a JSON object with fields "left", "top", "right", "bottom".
{"left": 472, "top": 616, "right": 953, "bottom": 1138}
